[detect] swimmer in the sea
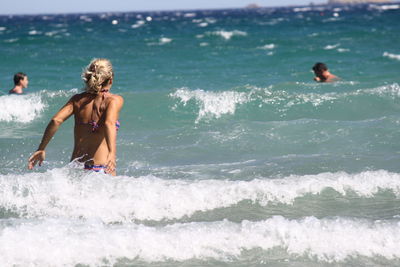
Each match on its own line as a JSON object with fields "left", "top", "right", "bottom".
{"left": 312, "top": 62, "right": 339, "bottom": 83}
{"left": 9, "top": 72, "right": 29, "bottom": 94}
{"left": 28, "top": 59, "right": 124, "bottom": 175}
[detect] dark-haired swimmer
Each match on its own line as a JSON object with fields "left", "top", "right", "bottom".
{"left": 28, "top": 59, "right": 124, "bottom": 175}
{"left": 312, "top": 62, "right": 339, "bottom": 83}
{"left": 9, "top": 72, "right": 29, "bottom": 94}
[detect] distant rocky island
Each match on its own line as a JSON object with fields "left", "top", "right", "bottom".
{"left": 328, "top": 0, "right": 391, "bottom": 3}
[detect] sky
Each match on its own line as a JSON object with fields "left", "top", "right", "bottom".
{"left": 0, "top": 0, "right": 327, "bottom": 15}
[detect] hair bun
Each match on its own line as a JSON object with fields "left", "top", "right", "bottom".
{"left": 82, "top": 59, "right": 113, "bottom": 94}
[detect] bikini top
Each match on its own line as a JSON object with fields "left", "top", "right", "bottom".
{"left": 87, "top": 119, "right": 121, "bottom": 132}
{"left": 81, "top": 89, "right": 120, "bottom": 132}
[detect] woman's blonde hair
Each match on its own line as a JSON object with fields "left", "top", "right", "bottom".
{"left": 82, "top": 58, "right": 113, "bottom": 94}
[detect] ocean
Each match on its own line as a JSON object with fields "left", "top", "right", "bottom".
{"left": 0, "top": 3, "right": 400, "bottom": 266}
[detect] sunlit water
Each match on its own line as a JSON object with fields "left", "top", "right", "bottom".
{"left": 0, "top": 3, "right": 400, "bottom": 266}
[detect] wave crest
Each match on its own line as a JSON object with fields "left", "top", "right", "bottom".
{"left": 205, "top": 30, "right": 247, "bottom": 40}
{"left": 170, "top": 88, "right": 250, "bottom": 122}
{"left": 1, "top": 169, "right": 399, "bottom": 222}
{"left": 383, "top": 52, "right": 400, "bottom": 61}
{"left": 0, "top": 216, "right": 399, "bottom": 265}
{"left": 170, "top": 83, "right": 400, "bottom": 122}
{"left": 0, "top": 93, "right": 45, "bottom": 123}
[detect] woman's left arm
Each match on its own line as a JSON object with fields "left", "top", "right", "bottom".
{"left": 104, "top": 95, "right": 124, "bottom": 175}
{"left": 28, "top": 97, "right": 75, "bottom": 170}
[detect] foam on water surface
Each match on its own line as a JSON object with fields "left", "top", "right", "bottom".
{"left": 0, "top": 216, "right": 399, "bottom": 266}
{"left": 1, "top": 168, "right": 400, "bottom": 222}
{"left": 170, "top": 83, "right": 400, "bottom": 122}
{"left": 171, "top": 88, "right": 250, "bottom": 122}
{"left": 383, "top": 52, "right": 400, "bottom": 61}
{"left": 205, "top": 30, "right": 248, "bottom": 40}
{"left": 0, "top": 5, "right": 399, "bottom": 266}
{"left": 0, "top": 93, "right": 45, "bottom": 123}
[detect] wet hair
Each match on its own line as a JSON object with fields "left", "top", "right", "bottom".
{"left": 13, "top": 72, "right": 27, "bottom": 85}
{"left": 312, "top": 62, "right": 328, "bottom": 73}
{"left": 82, "top": 58, "right": 113, "bottom": 94}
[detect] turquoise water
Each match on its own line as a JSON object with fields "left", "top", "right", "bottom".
{"left": 1, "top": 3, "right": 400, "bottom": 266}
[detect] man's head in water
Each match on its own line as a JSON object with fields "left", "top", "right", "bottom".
{"left": 312, "top": 62, "right": 327, "bottom": 78}
{"left": 14, "top": 72, "right": 29, "bottom": 88}
{"left": 9, "top": 72, "right": 29, "bottom": 94}
{"left": 312, "top": 62, "right": 338, "bottom": 83}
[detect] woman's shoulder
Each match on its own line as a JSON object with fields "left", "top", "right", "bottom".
{"left": 70, "top": 92, "right": 89, "bottom": 101}
{"left": 108, "top": 94, "right": 124, "bottom": 105}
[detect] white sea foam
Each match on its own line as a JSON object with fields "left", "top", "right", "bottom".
{"left": 1, "top": 169, "right": 400, "bottom": 222}
{"left": 131, "top": 20, "right": 145, "bottom": 29}
{"left": 159, "top": 37, "right": 172, "bottom": 44}
{"left": 362, "top": 83, "right": 400, "bottom": 98}
{"left": 371, "top": 4, "right": 400, "bottom": 10}
{"left": 28, "top": 30, "right": 40, "bottom": 35}
{"left": 380, "top": 4, "right": 400, "bottom": 10}
{"left": 44, "top": 31, "right": 59, "bottom": 37}
{"left": 192, "top": 17, "right": 208, "bottom": 27}
{"left": 205, "top": 17, "right": 217, "bottom": 24}
{"left": 4, "top": 38, "right": 18, "bottom": 43}
{"left": 293, "top": 7, "right": 312, "bottom": 12}
{"left": 170, "top": 88, "right": 250, "bottom": 122}
{"left": 79, "top": 15, "right": 92, "bottom": 22}
{"left": 0, "top": 88, "right": 79, "bottom": 123}
{"left": 259, "top": 82, "right": 400, "bottom": 105}
{"left": 170, "top": 83, "right": 400, "bottom": 121}
{"left": 383, "top": 52, "right": 400, "bottom": 61}
{"left": 183, "top": 12, "right": 196, "bottom": 18}
{"left": 206, "top": 30, "right": 247, "bottom": 40}
{"left": 244, "top": 85, "right": 338, "bottom": 108}
{"left": 324, "top": 44, "right": 340, "bottom": 50}
{"left": 39, "top": 88, "right": 79, "bottom": 98}
{"left": 258, "top": 43, "right": 275, "bottom": 50}
{"left": 0, "top": 93, "right": 45, "bottom": 123}
{"left": 0, "top": 216, "right": 399, "bottom": 265}
{"left": 337, "top": 48, "right": 350, "bottom": 52}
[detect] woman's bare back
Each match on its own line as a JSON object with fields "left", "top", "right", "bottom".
{"left": 71, "top": 92, "right": 123, "bottom": 167}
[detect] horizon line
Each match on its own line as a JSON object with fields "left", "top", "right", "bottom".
{"left": 1, "top": 2, "right": 393, "bottom": 17}
{"left": 0, "top": 0, "right": 376, "bottom": 17}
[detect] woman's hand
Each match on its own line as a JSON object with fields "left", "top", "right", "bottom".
{"left": 106, "top": 154, "right": 116, "bottom": 175}
{"left": 28, "top": 150, "right": 46, "bottom": 170}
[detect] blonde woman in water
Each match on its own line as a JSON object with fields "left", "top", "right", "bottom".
{"left": 28, "top": 58, "right": 124, "bottom": 175}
